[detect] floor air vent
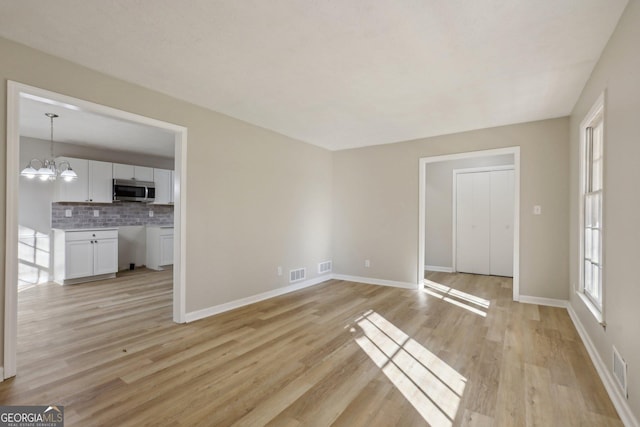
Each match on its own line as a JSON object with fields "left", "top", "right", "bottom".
{"left": 318, "top": 261, "right": 332, "bottom": 274}
{"left": 613, "top": 346, "right": 628, "bottom": 398}
{"left": 289, "top": 268, "right": 306, "bottom": 283}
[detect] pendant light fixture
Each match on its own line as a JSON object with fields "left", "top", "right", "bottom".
{"left": 20, "top": 113, "right": 78, "bottom": 182}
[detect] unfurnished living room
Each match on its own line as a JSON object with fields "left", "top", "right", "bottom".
{"left": 0, "top": 1, "right": 638, "bottom": 426}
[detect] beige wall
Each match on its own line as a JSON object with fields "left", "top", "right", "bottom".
{"left": 333, "top": 118, "right": 569, "bottom": 296}
{"left": 1, "top": 37, "right": 333, "bottom": 367}
{"left": 425, "top": 154, "right": 514, "bottom": 269}
{"left": 569, "top": 0, "right": 640, "bottom": 420}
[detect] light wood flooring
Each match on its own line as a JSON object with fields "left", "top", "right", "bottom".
{"left": 0, "top": 269, "right": 622, "bottom": 426}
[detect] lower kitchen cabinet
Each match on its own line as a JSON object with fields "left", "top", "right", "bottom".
{"left": 53, "top": 228, "right": 118, "bottom": 285}
{"left": 146, "top": 226, "right": 174, "bottom": 270}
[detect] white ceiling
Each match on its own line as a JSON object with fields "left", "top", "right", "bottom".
{"left": 0, "top": 0, "right": 628, "bottom": 151}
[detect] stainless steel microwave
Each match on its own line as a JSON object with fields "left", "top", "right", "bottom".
{"left": 113, "top": 179, "right": 155, "bottom": 202}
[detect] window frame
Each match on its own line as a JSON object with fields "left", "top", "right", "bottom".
{"left": 578, "top": 92, "right": 606, "bottom": 325}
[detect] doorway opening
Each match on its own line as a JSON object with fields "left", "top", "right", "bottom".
{"left": 418, "top": 147, "right": 520, "bottom": 301}
{"left": 4, "top": 81, "right": 188, "bottom": 379}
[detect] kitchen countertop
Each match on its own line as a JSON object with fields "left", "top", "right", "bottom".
{"left": 52, "top": 227, "right": 119, "bottom": 232}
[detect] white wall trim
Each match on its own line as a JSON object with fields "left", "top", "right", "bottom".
{"left": 4, "top": 81, "right": 20, "bottom": 379}
{"left": 0, "top": 367, "right": 4, "bottom": 383}
{"left": 332, "top": 274, "right": 419, "bottom": 290}
{"left": 577, "top": 90, "right": 607, "bottom": 324}
{"left": 518, "top": 295, "right": 568, "bottom": 308}
{"left": 185, "top": 276, "right": 331, "bottom": 323}
{"left": 452, "top": 165, "right": 515, "bottom": 174}
{"left": 424, "top": 265, "right": 454, "bottom": 273}
{"left": 567, "top": 304, "right": 639, "bottom": 427}
{"left": 419, "top": 147, "right": 520, "bottom": 301}
{"left": 4, "top": 81, "right": 188, "bottom": 379}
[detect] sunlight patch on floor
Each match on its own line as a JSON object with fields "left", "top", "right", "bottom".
{"left": 423, "top": 279, "right": 490, "bottom": 317}
{"left": 351, "top": 310, "right": 466, "bottom": 427}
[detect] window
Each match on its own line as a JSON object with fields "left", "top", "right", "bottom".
{"left": 580, "top": 93, "right": 604, "bottom": 318}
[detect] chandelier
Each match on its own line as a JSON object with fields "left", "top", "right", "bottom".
{"left": 20, "top": 113, "right": 78, "bottom": 182}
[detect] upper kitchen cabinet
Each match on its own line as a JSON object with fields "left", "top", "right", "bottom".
{"left": 54, "top": 157, "right": 113, "bottom": 203}
{"left": 113, "top": 163, "right": 154, "bottom": 181}
{"left": 54, "top": 157, "right": 88, "bottom": 202}
{"left": 153, "top": 168, "right": 173, "bottom": 204}
{"left": 88, "top": 160, "right": 113, "bottom": 202}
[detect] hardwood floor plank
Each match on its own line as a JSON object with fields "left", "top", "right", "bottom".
{"left": 524, "top": 363, "right": 555, "bottom": 427}
{"left": 459, "top": 409, "right": 494, "bottom": 427}
{"left": 0, "top": 269, "right": 623, "bottom": 426}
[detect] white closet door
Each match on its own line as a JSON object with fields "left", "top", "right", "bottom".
{"left": 490, "top": 170, "right": 514, "bottom": 277}
{"left": 456, "top": 172, "right": 491, "bottom": 275}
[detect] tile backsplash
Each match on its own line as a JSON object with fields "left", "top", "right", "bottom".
{"left": 52, "top": 202, "right": 173, "bottom": 229}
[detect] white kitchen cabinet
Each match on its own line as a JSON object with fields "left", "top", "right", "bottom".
{"left": 135, "top": 166, "right": 154, "bottom": 181}
{"left": 113, "top": 163, "right": 154, "bottom": 181}
{"left": 113, "top": 163, "right": 133, "bottom": 180}
{"left": 54, "top": 157, "right": 89, "bottom": 202}
{"left": 53, "top": 228, "right": 118, "bottom": 284}
{"left": 159, "top": 234, "right": 174, "bottom": 266}
{"left": 64, "top": 240, "right": 94, "bottom": 279}
{"left": 54, "top": 157, "right": 113, "bottom": 203}
{"left": 88, "top": 160, "right": 114, "bottom": 203}
{"left": 146, "top": 226, "right": 174, "bottom": 270}
{"left": 152, "top": 168, "right": 173, "bottom": 204}
{"left": 170, "top": 170, "right": 175, "bottom": 203}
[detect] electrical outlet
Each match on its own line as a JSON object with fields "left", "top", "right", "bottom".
{"left": 533, "top": 205, "right": 542, "bottom": 215}
{"left": 65, "top": 209, "right": 72, "bottom": 217}
{"left": 365, "top": 259, "right": 370, "bottom": 268}
{"left": 277, "top": 266, "right": 283, "bottom": 276}
{"left": 149, "top": 211, "right": 154, "bottom": 218}
{"left": 93, "top": 210, "right": 99, "bottom": 217}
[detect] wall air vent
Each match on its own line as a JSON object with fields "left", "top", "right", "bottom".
{"left": 289, "top": 268, "right": 306, "bottom": 283}
{"left": 318, "top": 261, "right": 332, "bottom": 274}
{"left": 613, "top": 346, "right": 628, "bottom": 398}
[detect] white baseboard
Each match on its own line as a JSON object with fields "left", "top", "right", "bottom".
{"left": 424, "top": 265, "right": 454, "bottom": 273}
{"left": 184, "top": 272, "right": 420, "bottom": 323}
{"left": 331, "top": 274, "right": 419, "bottom": 290}
{"left": 185, "top": 276, "right": 331, "bottom": 323}
{"left": 518, "top": 295, "right": 568, "bottom": 308}
{"left": 0, "top": 367, "right": 4, "bottom": 382}
{"left": 567, "top": 304, "right": 639, "bottom": 427}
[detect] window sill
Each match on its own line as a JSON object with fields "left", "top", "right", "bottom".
{"left": 576, "top": 291, "right": 605, "bottom": 327}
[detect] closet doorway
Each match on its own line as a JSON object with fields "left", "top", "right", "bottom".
{"left": 418, "top": 146, "right": 520, "bottom": 301}
{"left": 454, "top": 166, "right": 514, "bottom": 277}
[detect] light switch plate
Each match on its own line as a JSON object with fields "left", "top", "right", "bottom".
{"left": 65, "top": 209, "right": 72, "bottom": 217}
{"left": 93, "top": 210, "right": 99, "bottom": 217}
{"left": 149, "top": 211, "right": 154, "bottom": 217}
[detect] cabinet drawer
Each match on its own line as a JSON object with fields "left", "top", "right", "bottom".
{"left": 65, "top": 229, "right": 118, "bottom": 241}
